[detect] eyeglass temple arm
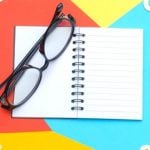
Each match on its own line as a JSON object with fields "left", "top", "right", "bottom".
{"left": 1, "top": 3, "right": 64, "bottom": 80}
{"left": 13, "top": 3, "right": 64, "bottom": 75}
{"left": 50, "top": 3, "right": 63, "bottom": 24}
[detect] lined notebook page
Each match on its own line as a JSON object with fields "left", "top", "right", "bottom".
{"left": 78, "top": 28, "right": 143, "bottom": 120}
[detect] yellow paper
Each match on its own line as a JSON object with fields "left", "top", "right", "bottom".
{"left": 0, "top": 131, "right": 92, "bottom": 150}
{"left": 72, "top": 0, "right": 142, "bottom": 27}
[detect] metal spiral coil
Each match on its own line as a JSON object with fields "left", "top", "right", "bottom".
{"left": 71, "top": 32, "right": 85, "bottom": 111}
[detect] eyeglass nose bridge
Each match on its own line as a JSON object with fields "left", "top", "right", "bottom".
{"left": 40, "top": 59, "right": 49, "bottom": 71}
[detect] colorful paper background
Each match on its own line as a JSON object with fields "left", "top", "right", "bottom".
{"left": 0, "top": 0, "right": 150, "bottom": 149}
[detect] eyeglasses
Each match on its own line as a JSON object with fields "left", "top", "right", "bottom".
{"left": 0, "top": 3, "right": 76, "bottom": 110}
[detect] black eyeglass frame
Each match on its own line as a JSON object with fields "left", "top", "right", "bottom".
{"left": 0, "top": 3, "right": 76, "bottom": 110}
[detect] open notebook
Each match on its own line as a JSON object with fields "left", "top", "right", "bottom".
{"left": 12, "top": 27, "right": 143, "bottom": 120}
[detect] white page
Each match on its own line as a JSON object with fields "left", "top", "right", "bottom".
{"left": 12, "top": 26, "right": 77, "bottom": 118}
{"left": 77, "top": 28, "right": 143, "bottom": 120}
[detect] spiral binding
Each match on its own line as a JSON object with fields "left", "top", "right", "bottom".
{"left": 71, "top": 32, "right": 85, "bottom": 111}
